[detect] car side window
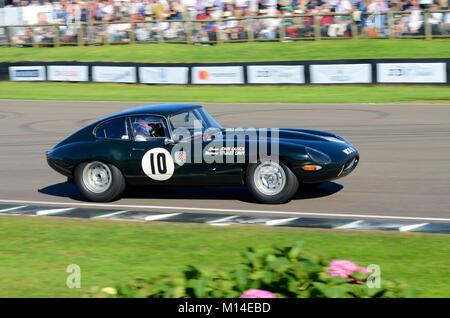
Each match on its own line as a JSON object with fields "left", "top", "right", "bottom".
{"left": 130, "top": 116, "right": 167, "bottom": 142}
{"left": 170, "top": 109, "right": 204, "bottom": 131}
{"left": 95, "top": 118, "right": 129, "bottom": 140}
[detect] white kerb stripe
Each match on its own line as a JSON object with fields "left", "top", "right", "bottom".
{"left": 266, "top": 217, "right": 299, "bottom": 226}
{"left": 144, "top": 213, "right": 181, "bottom": 221}
{"left": 0, "top": 205, "right": 28, "bottom": 212}
{"left": 36, "top": 208, "right": 75, "bottom": 216}
{"left": 208, "top": 215, "right": 238, "bottom": 224}
{"left": 95, "top": 210, "right": 129, "bottom": 218}
{"left": 399, "top": 223, "right": 429, "bottom": 232}
{"left": 334, "top": 220, "right": 365, "bottom": 229}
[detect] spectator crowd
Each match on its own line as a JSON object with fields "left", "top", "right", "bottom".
{"left": 1, "top": 0, "right": 449, "bottom": 45}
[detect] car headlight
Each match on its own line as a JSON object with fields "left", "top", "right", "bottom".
{"left": 305, "top": 147, "right": 331, "bottom": 164}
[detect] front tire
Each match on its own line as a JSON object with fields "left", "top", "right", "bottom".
{"left": 246, "top": 160, "right": 299, "bottom": 204}
{"left": 74, "top": 161, "right": 126, "bottom": 202}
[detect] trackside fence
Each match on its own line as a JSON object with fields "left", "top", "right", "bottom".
{"left": 0, "top": 11, "right": 449, "bottom": 47}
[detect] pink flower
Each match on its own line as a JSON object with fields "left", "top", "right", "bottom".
{"left": 328, "top": 260, "right": 370, "bottom": 284}
{"left": 239, "top": 289, "right": 276, "bottom": 298}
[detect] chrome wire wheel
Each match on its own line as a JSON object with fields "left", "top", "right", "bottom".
{"left": 253, "top": 161, "right": 286, "bottom": 196}
{"left": 82, "top": 161, "right": 112, "bottom": 194}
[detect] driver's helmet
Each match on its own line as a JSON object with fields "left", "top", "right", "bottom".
{"left": 133, "top": 121, "right": 154, "bottom": 141}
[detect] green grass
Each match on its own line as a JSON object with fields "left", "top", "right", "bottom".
{"left": 1, "top": 82, "right": 449, "bottom": 103}
{"left": 0, "top": 39, "right": 449, "bottom": 63}
{"left": 0, "top": 215, "right": 448, "bottom": 298}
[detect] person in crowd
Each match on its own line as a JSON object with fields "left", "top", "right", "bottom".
{"left": 107, "top": 16, "right": 131, "bottom": 42}
{"left": 320, "top": 7, "right": 334, "bottom": 37}
{"left": 197, "top": 6, "right": 218, "bottom": 42}
{"left": 406, "top": 1, "right": 424, "bottom": 35}
{"left": 11, "top": 25, "right": 32, "bottom": 46}
{"left": 367, "top": 0, "right": 388, "bottom": 35}
{"left": 336, "top": 0, "right": 352, "bottom": 13}
{"left": 259, "top": 8, "right": 281, "bottom": 39}
{"left": 328, "top": 8, "right": 352, "bottom": 37}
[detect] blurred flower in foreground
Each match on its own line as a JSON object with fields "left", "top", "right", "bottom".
{"left": 239, "top": 289, "right": 276, "bottom": 298}
{"left": 101, "top": 287, "right": 117, "bottom": 295}
{"left": 328, "top": 260, "right": 371, "bottom": 284}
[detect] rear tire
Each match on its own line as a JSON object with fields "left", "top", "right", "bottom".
{"left": 74, "top": 161, "right": 126, "bottom": 202}
{"left": 246, "top": 160, "right": 299, "bottom": 204}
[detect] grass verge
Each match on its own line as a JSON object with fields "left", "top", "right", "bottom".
{"left": 0, "top": 39, "right": 449, "bottom": 63}
{"left": 1, "top": 82, "right": 449, "bottom": 103}
{"left": 0, "top": 215, "right": 448, "bottom": 297}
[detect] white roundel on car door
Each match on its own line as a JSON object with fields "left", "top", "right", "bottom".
{"left": 141, "top": 148, "right": 174, "bottom": 181}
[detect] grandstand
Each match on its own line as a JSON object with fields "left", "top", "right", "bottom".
{"left": 0, "top": 0, "right": 449, "bottom": 46}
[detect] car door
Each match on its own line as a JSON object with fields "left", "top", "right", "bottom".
{"left": 168, "top": 110, "right": 241, "bottom": 186}
{"left": 125, "top": 115, "right": 174, "bottom": 185}
{"left": 126, "top": 115, "right": 213, "bottom": 186}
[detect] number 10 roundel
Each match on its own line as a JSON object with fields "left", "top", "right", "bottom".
{"left": 141, "top": 148, "right": 175, "bottom": 181}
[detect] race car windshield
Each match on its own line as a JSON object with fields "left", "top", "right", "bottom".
{"left": 169, "top": 107, "right": 223, "bottom": 131}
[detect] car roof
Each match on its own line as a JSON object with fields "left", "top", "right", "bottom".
{"left": 104, "top": 103, "right": 202, "bottom": 120}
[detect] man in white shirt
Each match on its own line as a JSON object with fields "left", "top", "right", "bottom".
{"left": 335, "top": 0, "right": 352, "bottom": 14}
{"left": 406, "top": 4, "right": 422, "bottom": 34}
{"left": 108, "top": 20, "right": 131, "bottom": 42}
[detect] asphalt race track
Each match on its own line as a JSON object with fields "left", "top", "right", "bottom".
{"left": 1, "top": 100, "right": 449, "bottom": 223}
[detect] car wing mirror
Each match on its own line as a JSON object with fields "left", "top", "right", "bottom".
{"left": 164, "top": 138, "right": 175, "bottom": 145}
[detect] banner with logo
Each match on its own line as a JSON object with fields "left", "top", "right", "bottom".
{"left": 377, "top": 63, "right": 446, "bottom": 83}
{"left": 192, "top": 66, "right": 244, "bottom": 84}
{"left": 139, "top": 67, "right": 189, "bottom": 84}
{"left": 247, "top": 65, "right": 305, "bottom": 84}
{"left": 48, "top": 65, "right": 88, "bottom": 82}
{"left": 0, "top": 7, "right": 23, "bottom": 26}
{"left": 310, "top": 64, "right": 372, "bottom": 84}
{"left": 92, "top": 66, "right": 136, "bottom": 83}
{"left": 9, "top": 66, "right": 46, "bottom": 81}
{"left": 22, "top": 5, "right": 53, "bottom": 25}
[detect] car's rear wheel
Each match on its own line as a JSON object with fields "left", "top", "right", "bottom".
{"left": 246, "top": 160, "right": 299, "bottom": 204}
{"left": 75, "top": 161, "right": 126, "bottom": 202}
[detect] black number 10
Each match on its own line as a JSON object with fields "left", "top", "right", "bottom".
{"left": 150, "top": 153, "right": 167, "bottom": 174}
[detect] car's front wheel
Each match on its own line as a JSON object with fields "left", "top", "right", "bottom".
{"left": 246, "top": 160, "right": 299, "bottom": 204}
{"left": 74, "top": 161, "right": 126, "bottom": 202}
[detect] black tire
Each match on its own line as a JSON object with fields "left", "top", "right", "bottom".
{"left": 246, "top": 160, "right": 299, "bottom": 204}
{"left": 74, "top": 161, "right": 126, "bottom": 202}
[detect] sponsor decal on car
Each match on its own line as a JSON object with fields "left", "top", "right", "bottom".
{"left": 174, "top": 151, "right": 187, "bottom": 166}
{"left": 342, "top": 147, "right": 355, "bottom": 155}
{"left": 204, "top": 146, "right": 245, "bottom": 156}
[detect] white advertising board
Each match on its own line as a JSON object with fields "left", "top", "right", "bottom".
{"left": 48, "top": 65, "right": 88, "bottom": 82}
{"left": 9, "top": 66, "right": 46, "bottom": 81}
{"left": 310, "top": 64, "right": 372, "bottom": 84}
{"left": 377, "top": 63, "right": 446, "bottom": 83}
{"left": 192, "top": 66, "right": 244, "bottom": 84}
{"left": 139, "top": 67, "right": 189, "bottom": 84}
{"left": 247, "top": 65, "right": 305, "bottom": 84}
{"left": 92, "top": 66, "right": 136, "bottom": 83}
